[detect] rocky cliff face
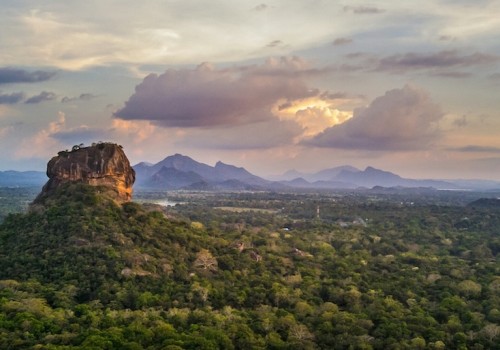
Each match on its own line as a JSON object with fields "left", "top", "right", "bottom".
{"left": 34, "top": 143, "right": 135, "bottom": 204}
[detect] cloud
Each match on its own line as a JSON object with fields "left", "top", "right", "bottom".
{"left": 438, "top": 35, "right": 456, "bottom": 41}
{"left": 115, "top": 57, "right": 318, "bottom": 128}
{"left": 50, "top": 125, "right": 108, "bottom": 144}
{"left": 489, "top": 72, "right": 500, "bottom": 80}
{"left": 61, "top": 93, "right": 98, "bottom": 103}
{"left": 340, "top": 50, "right": 499, "bottom": 77}
{"left": 254, "top": 4, "right": 268, "bottom": 11}
{"left": 25, "top": 91, "right": 57, "bottom": 104}
{"left": 305, "top": 85, "right": 444, "bottom": 151}
{"left": 293, "top": 106, "right": 352, "bottom": 137}
{"left": 266, "top": 40, "right": 284, "bottom": 48}
{"left": 273, "top": 95, "right": 355, "bottom": 138}
{"left": 320, "top": 92, "right": 349, "bottom": 100}
{"left": 110, "top": 119, "right": 156, "bottom": 144}
{"left": 0, "top": 68, "right": 56, "bottom": 84}
{"left": 377, "top": 50, "right": 498, "bottom": 73}
{"left": 2, "top": 4, "right": 356, "bottom": 71}
{"left": 15, "top": 112, "right": 66, "bottom": 159}
{"left": 453, "top": 115, "right": 467, "bottom": 127}
{"left": 332, "top": 37, "right": 353, "bottom": 46}
{"left": 431, "top": 71, "right": 472, "bottom": 79}
{"left": 180, "top": 118, "right": 304, "bottom": 150}
{"left": 0, "top": 92, "right": 25, "bottom": 104}
{"left": 454, "top": 145, "right": 500, "bottom": 153}
{"left": 0, "top": 127, "right": 10, "bottom": 138}
{"left": 343, "top": 6, "right": 384, "bottom": 14}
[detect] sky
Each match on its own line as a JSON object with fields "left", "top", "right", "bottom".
{"left": 1, "top": 0, "right": 500, "bottom": 180}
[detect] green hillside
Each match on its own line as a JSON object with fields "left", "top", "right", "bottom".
{"left": 0, "top": 185, "right": 499, "bottom": 349}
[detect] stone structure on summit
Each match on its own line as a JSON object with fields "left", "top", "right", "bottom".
{"left": 33, "top": 142, "right": 135, "bottom": 204}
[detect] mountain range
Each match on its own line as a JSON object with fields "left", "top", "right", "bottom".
{"left": 134, "top": 154, "right": 275, "bottom": 190}
{"left": 277, "top": 166, "right": 462, "bottom": 190}
{"left": 132, "top": 154, "right": 499, "bottom": 191}
{"left": 0, "top": 170, "right": 47, "bottom": 187}
{"left": 2, "top": 154, "right": 500, "bottom": 191}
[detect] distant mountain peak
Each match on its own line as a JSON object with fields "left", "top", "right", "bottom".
{"left": 163, "top": 153, "right": 194, "bottom": 163}
{"left": 133, "top": 154, "right": 271, "bottom": 190}
{"left": 280, "top": 165, "right": 361, "bottom": 182}
{"left": 134, "top": 161, "right": 153, "bottom": 167}
{"left": 215, "top": 161, "right": 244, "bottom": 170}
{"left": 363, "top": 166, "right": 400, "bottom": 177}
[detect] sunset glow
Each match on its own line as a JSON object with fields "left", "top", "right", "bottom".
{"left": 1, "top": 1, "right": 499, "bottom": 180}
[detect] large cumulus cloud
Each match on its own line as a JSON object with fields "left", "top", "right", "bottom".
{"left": 306, "top": 85, "right": 444, "bottom": 151}
{"left": 114, "top": 57, "right": 318, "bottom": 128}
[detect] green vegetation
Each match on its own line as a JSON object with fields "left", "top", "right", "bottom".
{"left": 0, "top": 187, "right": 39, "bottom": 222}
{"left": 0, "top": 185, "right": 499, "bottom": 349}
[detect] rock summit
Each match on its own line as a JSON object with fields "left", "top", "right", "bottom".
{"left": 34, "top": 142, "right": 135, "bottom": 204}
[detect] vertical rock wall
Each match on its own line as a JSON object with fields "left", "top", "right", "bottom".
{"left": 34, "top": 143, "right": 135, "bottom": 203}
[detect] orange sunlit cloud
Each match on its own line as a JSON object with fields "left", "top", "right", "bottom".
{"left": 111, "top": 119, "right": 156, "bottom": 143}
{"left": 273, "top": 97, "right": 353, "bottom": 138}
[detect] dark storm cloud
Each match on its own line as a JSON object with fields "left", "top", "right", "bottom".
{"left": 0, "top": 92, "right": 25, "bottom": 104}
{"left": 0, "top": 68, "right": 56, "bottom": 84}
{"left": 25, "top": 91, "right": 57, "bottom": 104}
{"left": 332, "top": 37, "right": 353, "bottom": 46}
{"left": 61, "top": 93, "right": 98, "bottom": 103}
{"left": 377, "top": 50, "right": 498, "bottom": 73}
{"left": 343, "top": 6, "right": 384, "bottom": 14}
{"left": 305, "top": 85, "right": 443, "bottom": 151}
{"left": 115, "top": 57, "right": 318, "bottom": 128}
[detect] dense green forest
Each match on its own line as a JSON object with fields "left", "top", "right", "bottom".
{"left": 0, "top": 184, "right": 499, "bottom": 349}
{"left": 0, "top": 187, "right": 39, "bottom": 222}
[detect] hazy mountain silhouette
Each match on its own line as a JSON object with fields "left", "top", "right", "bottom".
{"left": 280, "top": 165, "right": 359, "bottom": 182}
{"left": 134, "top": 154, "right": 274, "bottom": 190}
{"left": 279, "top": 166, "right": 461, "bottom": 190}
{"left": 3, "top": 155, "right": 499, "bottom": 191}
{"left": 0, "top": 170, "right": 47, "bottom": 187}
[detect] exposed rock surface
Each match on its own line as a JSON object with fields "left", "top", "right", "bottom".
{"left": 34, "top": 142, "right": 135, "bottom": 204}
